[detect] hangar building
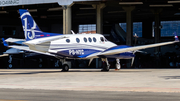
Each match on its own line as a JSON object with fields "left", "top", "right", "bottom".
{"left": 0, "top": 0, "right": 180, "bottom": 68}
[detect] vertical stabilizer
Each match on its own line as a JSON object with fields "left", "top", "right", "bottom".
{"left": 19, "top": 9, "right": 43, "bottom": 41}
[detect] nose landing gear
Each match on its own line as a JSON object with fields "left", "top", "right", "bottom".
{"left": 115, "top": 59, "right": 121, "bottom": 70}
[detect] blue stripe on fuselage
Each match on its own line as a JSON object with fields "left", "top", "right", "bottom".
{"left": 57, "top": 49, "right": 101, "bottom": 58}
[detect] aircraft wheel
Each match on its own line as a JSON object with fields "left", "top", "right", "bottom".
{"left": 116, "top": 63, "right": 121, "bottom": 70}
{"left": 101, "top": 61, "right": 109, "bottom": 71}
{"left": 62, "top": 64, "right": 69, "bottom": 72}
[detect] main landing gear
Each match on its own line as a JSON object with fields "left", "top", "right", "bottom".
{"left": 115, "top": 59, "right": 121, "bottom": 70}
{"left": 101, "top": 58, "right": 110, "bottom": 71}
{"left": 60, "top": 59, "right": 71, "bottom": 72}
{"left": 101, "top": 58, "right": 121, "bottom": 71}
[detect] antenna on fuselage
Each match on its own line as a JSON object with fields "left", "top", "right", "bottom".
{"left": 71, "top": 30, "right": 75, "bottom": 34}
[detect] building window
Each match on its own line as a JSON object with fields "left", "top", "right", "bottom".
{"left": 79, "top": 24, "right": 96, "bottom": 34}
{"left": 153, "top": 21, "right": 180, "bottom": 37}
{"left": 119, "top": 22, "right": 142, "bottom": 37}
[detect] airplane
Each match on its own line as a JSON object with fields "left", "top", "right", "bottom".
{"left": 1, "top": 38, "right": 61, "bottom": 68}
{"left": 1, "top": 38, "right": 25, "bottom": 55}
{"left": 0, "top": 38, "right": 25, "bottom": 68}
{"left": 5, "top": 9, "right": 179, "bottom": 71}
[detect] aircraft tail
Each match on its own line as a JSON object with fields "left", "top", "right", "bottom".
{"left": 19, "top": 9, "right": 59, "bottom": 41}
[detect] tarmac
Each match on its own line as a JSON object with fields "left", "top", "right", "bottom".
{"left": 0, "top": 69, "right": 180, "bottom": 92}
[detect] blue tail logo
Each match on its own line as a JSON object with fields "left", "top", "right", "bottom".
{"left": 19, "top": 9, "right": 43, "bottom": 41}
{"left": 19, "top": 9, "right": 61, "bottom": 41}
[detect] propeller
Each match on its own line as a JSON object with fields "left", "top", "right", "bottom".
{"left": 131, "top": 57, "right": 134, "bottom": 66}
{"left": 131, "top": 50, "right": 146, "bottom": 67}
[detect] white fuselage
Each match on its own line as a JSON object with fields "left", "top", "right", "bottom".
{"left": 48, "top": 34, "right": 117, "bottom": 58}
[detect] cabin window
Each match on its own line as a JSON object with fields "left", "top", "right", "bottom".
{"left": 93, "top": 37, "right": 96, "bottom": 42}
{"left": 66, "top": 39, "right": 70, "bottom": 43}
{"left": 84, "top": 37, "right": 87, "bottom": 42}
{"left": 76, "top": 38, "right": 80, "bottom": 43}
{"left": 88, "top": 37, "right": 92, "bottom": 42}
{"left": 100, "top": 37, "right": 104, "bottom": 42}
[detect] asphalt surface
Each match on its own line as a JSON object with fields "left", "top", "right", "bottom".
{"left": 0, "top": 69, "right": 180, "bottom": 100}
{"left": 0, "top": 88, "right": 180, "bottom": 101}
{"left": 1, "top": 69, "right": 180, "bottom": 92}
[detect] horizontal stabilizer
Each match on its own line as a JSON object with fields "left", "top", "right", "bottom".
{"left": 5, "top": 38, "right": 26, "bottom": 45}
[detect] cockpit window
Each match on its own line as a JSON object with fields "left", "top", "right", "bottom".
{"left": 76, "top": 38, "right": 80, "bottom": 43}
{"left": 100, "top": 37, "right": 104, "bottom": 42}
{"left": 88, "top": 37, "right": 92, "bottom": 42}
{"left": 66, "top": 39, "right": 70, "bottom": 43}
{"left": 105, "top": 38, "right": 108, "bottom": 42}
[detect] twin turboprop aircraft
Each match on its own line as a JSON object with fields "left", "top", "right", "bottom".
{"left": 4, "top": 9, "right": 180, "bottom": 71}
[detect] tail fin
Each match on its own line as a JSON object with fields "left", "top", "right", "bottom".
{"left": 19, "top": 9, "right": 50, "bottom": 41}
{"left": 2, "top": 38, "right": 8, "bottom": 47}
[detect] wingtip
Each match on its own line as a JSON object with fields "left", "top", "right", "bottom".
{"left": 175, "top": 35, "right": 179, "bottom": 42}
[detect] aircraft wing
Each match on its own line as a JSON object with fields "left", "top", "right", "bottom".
{"left": 100, "top": 40, "right": 179, "bottom": 56}
{"left": 9, "top": 45, "right": 55, "bottom": 57}
{"left": 5, "top": 38, "right": 26, "bottom": 45}
{"left": 85, "top": 40, "right": 179, "bottom": 58}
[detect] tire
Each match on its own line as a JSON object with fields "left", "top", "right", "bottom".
{"left": 62, "top": 64, "right": 69, "bottom": 72}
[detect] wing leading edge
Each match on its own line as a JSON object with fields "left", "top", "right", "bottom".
{"left": 86, "top": 40, "right": 179, "bottom": 58}
{"left": 100, "top": 40, "right": 179, "bottom": 56}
